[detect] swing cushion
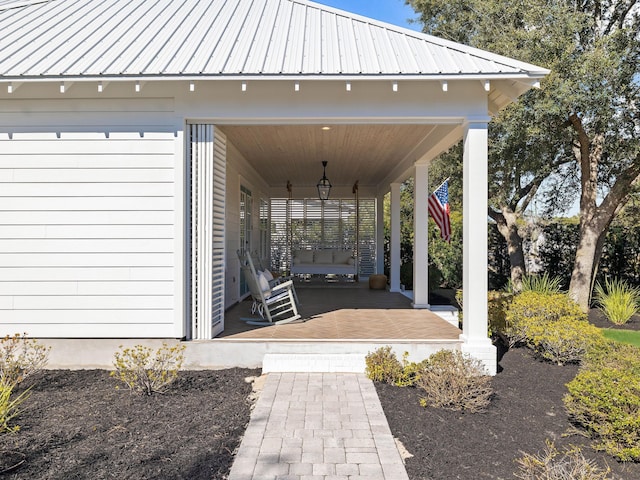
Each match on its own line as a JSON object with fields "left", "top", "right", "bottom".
{"left": 290, "top": 249, "right": 357, "bottom": 275}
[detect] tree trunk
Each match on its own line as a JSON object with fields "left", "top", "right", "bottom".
{"left": 489, "top": 208, "right": 526, "bottom": 291}
{"left": 567, "top": 113, "right": 640, "bottom": 312}
{"left": 569, "top": 224, "right": 605, "bottom": 310}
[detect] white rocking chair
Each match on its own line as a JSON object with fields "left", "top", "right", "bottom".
{"left": 237, "top": 250, "right": 301, "bottom": 326}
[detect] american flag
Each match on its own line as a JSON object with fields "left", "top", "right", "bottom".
{"left": 428, "top": 180, "right": 451, "bottom": 242}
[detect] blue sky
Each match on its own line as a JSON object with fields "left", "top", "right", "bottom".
{"left": 312, "top": 0, "right": 421, "bottom": 31}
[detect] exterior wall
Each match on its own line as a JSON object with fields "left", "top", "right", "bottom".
{"left": 224, "top": 139, "right": 269, "bottom": 309}
{"left": 0, "top": 78, "right": 491, "bottom": 340}
{"left": 0, "top": 91, "right": 183, "bottom": 337}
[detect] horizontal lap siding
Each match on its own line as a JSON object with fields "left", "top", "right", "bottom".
{"left": 0, "top": 101, "right": 178, "bottom": 337}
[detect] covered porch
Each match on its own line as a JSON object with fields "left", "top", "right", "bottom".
{"left": 196, "top": 282, "right": 463, "bottom": 373}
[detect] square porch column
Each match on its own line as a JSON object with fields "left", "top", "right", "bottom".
{"left": 460, "top": 120, "right": 496, "bottom": 375}
{"left": 412, "top": 164, "right": 429, "bottom": 308}
{"left": 389, "top": 183, "right": 401, "bottom": 292}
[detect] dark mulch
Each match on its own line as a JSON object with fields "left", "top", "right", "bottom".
{"left": 2, "top": 310, "right": 639, "bottom": 479}
{"left": 0, "top": 368, "right": 259, "bottom": 480}
{"left": 376, "top": 309, "right": 640, "bottom": 480}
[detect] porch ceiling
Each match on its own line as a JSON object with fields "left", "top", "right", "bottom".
{"left": 219, "top": 124, "right": 443, "bottom": 192}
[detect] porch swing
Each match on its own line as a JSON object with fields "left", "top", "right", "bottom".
{"left": 286, "top": 173, "right": 361, "bottom": 281}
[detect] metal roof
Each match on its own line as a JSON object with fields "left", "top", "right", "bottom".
{"left": 0, "top": 0, "right": 549, "bottom": 81}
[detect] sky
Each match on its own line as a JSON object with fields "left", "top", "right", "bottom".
{"left": 311, "top": 0, "right": 421, "bottom": 31}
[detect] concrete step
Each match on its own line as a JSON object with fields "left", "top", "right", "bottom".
{"left": 262, "top": 353, "right": 366, "bottom": 373}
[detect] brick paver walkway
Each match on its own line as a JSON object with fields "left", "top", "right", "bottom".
{"left": 228, "top": 372, "right": 410, "bottom": 480}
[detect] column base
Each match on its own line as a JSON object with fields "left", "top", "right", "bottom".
{"left": 459, "top": 335, "right": 497, "bottom": 376}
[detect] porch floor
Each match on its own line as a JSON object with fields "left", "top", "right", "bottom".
{"left": 219, "top": 280, "right": 461, "bottom": 340}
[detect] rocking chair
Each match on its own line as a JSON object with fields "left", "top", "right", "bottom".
{"left": 237, "top": 250, "right": 301, "bottom": 326}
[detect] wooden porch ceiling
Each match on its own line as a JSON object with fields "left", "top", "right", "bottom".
{"left": 219, "top": 124, "right": 443, "bottom": 192}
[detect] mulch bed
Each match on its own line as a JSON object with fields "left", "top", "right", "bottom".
{"left": 0, "top": 368, "right": 259, "bottom": 480}
{"left": 376, "top": 310, "right": 640, "bottom": 480}
{"left": 1, "top": 310, "right": 638, "bottom": 479}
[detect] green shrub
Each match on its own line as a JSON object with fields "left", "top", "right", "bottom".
{"left": 395, "top": 352, "right": 428, "bottom": 387}
{"left": 0, "top": 380, "right": 31, "bottom": 434}
{"left": 526, "top": 316, "right": 604, "bottom": 365}
{"left": 521, "top": 272, "right": 564, "bottom": 294}
{"left": 365, "top": 347, "right": 428, "bottom": 387}
{"left": 416, "top": 349, "right": 492, "bottom": 413}
{"left": 515, "top": 441, "right": 612, "bottom": 480}
{"left": 0, "top": 333, "right": 50, "bottom": 386}
{"left": 564, "top": 342, "right": 640, "bottom": 461}
{"left": 488, "top": 291, "right": 513, "bottom": 338}
{"left": 593, "top": 277, "right": 640, "bottom": 326}
{"left": 365, "top": 346, "right": 403, "bottom": 384}
{"left": 111, "top": 343, "right": 185, "bottom": 395}
{"left": 503, "top": 291, "right": 585, "bottom": 348}
{"left": 454, "top": 290, "right": 513, "bottom": 337}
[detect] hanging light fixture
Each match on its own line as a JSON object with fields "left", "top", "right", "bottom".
{"left": 316, "top": 161, "right": 332, "bottom": 201}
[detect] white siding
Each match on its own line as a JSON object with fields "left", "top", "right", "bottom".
{"left": 224, "top": 139, "right": 269, "bottom": 309}
{"left": 0, "top": 98, "right": 179, "bottom": 338}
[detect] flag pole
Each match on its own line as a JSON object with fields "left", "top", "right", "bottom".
{"left": 433, "top": 177, "right": 450, "bottom": 192}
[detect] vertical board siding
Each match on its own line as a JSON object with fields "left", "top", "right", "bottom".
{"left": 0, "top": 102, "right": 177, "bottom": 337}
{"left": 188, "top": 124, "right": 226, "bottom": 340}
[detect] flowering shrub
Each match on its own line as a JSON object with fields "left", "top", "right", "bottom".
{"left": 0, "top": 333, "right": 50, "bottom": 386}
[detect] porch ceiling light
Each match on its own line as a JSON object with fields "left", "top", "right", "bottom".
{"left": 316, "top": 161, "right": 332, "bottom": 201}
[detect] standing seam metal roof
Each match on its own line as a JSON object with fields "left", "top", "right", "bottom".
{"left": 0, "top": 0, "right": 549, "bottom": 80}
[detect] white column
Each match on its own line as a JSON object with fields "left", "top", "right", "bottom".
{"left": 376, "top": 194, "right": 385, "bottom": 275}
{"left": 460, "top": 120, "right": 496, "bottom": 375}
{"left": 413, "top": 164, "right": 429, "bottom": 308}
{"left": 390, "top": 183, "right": 401, "bottom": 292}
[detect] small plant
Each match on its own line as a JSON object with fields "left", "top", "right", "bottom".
{"left": 0, "top": 380, "right": 31, "bottom": 434}
{"left": 0, "top": 333, "right": 50, "bottom": 386}
{"left": 416, "top": 349, "right": 492, "bottom": 413}
{"left": 521, "top": 272, "right": 563, "bottom": 294}
{"left": 365, "top": 346, "right": 402, "bottom": 384}
{"left": 394, "top": 352, "right": 428, "bottom": 387}
{"left": 111, "top": 343, "right": 186, "bottom": 395}
{"left": 515, "top": 441, "right": 612, "bottom": 480}
{"left": 593, "top": 277, "right": 640, "bottom": 326}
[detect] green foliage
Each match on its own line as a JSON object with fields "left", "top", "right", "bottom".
{"left": 521, "top": 272, "right": 563, "bottom": 294}
{"left": 0, "top": 380, "right": 30, "bottom": 434}
{"left": 454, "top": 290, "right": 512, "bottom": 337}
{"left": 0, "top": 333, "right": 50, "bottom": 386}
{"left": 488, "top": 291, "right": 513, "bottom": 338}
{"left": 593, "top": 278, "right": 640, "bottom": 326}
{"left": 364, "top": 347, "right": 427, "bottom": 387}
{"left": 526, "top": 315, "right": 603, "bottom": 365}
{"left": 515, "top": 441, "right": 612, "bottom": 480}
{"left": 564, "top": 341, "right": 640, "bottom": 461}
{"left": 428, "top": 209, "right": 463, "bottom": 289}
{"left": 503, "top": 291, "right": 585, "bottom": 348}
{"left": 111, "top": 343, "right": 185, "bottom": 396}
{"left": 416, "top": 349, "right": 493, "bottom": 413}
{"left": 365, "top": 346, "right": 402, "bottom": 384}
